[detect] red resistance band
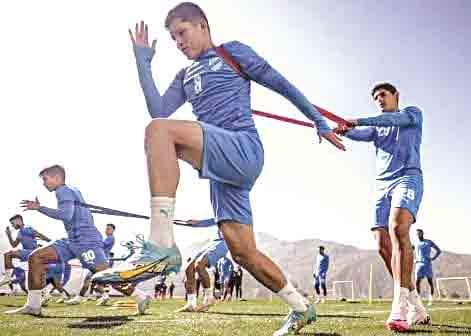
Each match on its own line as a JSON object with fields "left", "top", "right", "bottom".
{"left": 214, "top": 45, "right": 349, "bottom": 128}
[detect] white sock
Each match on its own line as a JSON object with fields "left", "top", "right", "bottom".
{"left": 391, "top": 285, "right": 409, "bottom": 319}
{"left": 408, "top": 289, "right": 426, "bottom": 311}
{"left": 277, "top": 282, "right": 308, "bottom": 313}
{"left": 26, "top": 290, "right": 42, "bottom": 309}
{"left": 203, "top": 287, "right": 213, "bottom": 304}
{"left": 132, "top": 288, "right": 148, "bottom": 303}
{"left": 150, "top": 197, "right": 176, "bottom": 248}
{"left": 102, "top": 291, "right": 109, "bottom": 299}
{"left": 187, "top": 293, "right": 197, "bottom": 306}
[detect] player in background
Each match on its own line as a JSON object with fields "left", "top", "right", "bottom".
{"left": 415, "top": 229, "right": 441, "bottom": 306}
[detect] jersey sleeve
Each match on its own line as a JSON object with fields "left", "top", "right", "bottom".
{"left": 192, "top": 218, "right": 217, "bottom": 228}
{"left": 344, "top": 127, "right": 377, "bottom": 142}
{"left": 38, "top": 187, "right": 75, "bottom": 221}
{"left": 357, "top": 106, "right": 423, "bottom": 127}
{"left": 224, "top": 41, "right": 331, "bottom": 134}
{"left": 133, "top": 46, "right": 186, "bottom": 118}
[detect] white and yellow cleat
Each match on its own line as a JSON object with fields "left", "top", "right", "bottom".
{"left": 92, "top": 236, "right": 182, "bottom": 286}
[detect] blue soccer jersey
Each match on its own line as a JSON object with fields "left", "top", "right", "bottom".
{"left": 345, "top": 107, "right": 423, "bottom": 181}
{"left": 38, "top": 185, "right": 103, "bottom": 247}
{"left": 103, "top": 235, "right": 115, "bottom": 258}
{"left": 416, "top": 239, "right": 440, "bottom": 264}
{"left": 314, "top": 254, "right": 330, "bottom": 275}
{"left": 134, "top": 41, "right": 330, "bottom": 134}
{"left": 17, "top": 226, "right": 37, "bottom": 250}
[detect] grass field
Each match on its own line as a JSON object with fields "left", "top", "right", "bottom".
{"left": 0, "top": 296, "right": 471, "bottom": 335}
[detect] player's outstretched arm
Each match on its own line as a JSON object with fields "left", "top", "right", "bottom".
{"left": 225, "top": 41, "right": 345, "bottom": 151}
{"left": 130, "top": 21, "right": 186, "bottom": 119}
{"left": 188, "top": 219, "right": 217, "bottom": 228}
{"left": 335, "top": 124, "right": 377, "bottom": 142}
{"left": 21, "top": 198, "right": 74, "bottom": 222}
{"left": 350, "top": 106, "right": 422, "bottom": 128}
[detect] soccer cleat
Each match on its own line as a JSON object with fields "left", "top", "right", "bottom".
{"left": 41, "top": 294, "right": 52, "bottom": 307}
{"left": 386, "top": 319, "right": 409, "bottom": 332}
{"left": 135, "top": 296, "right": 152, "bottom": 315}
{"left": 96, "top": 295, "right": 110, "bottom": 306}
{"left": 386, "top": 292, "right": 409, "bottom": 332}
{"left": 56, "top": 297, "right": 66, "bottom": 304}
{"left": 83, "top": 295, "right": 98, "bottom": 302}
{"left": 65, "top": 295, "right": 83, "bottom": 305}
{"left": 314, "top": 297, "right": 321, "bottom": 304}
{"left": 5, "top": 305, "right": 42, "bottom": 316}
{"left": 92, "top": 235, "right": 182, "bottom": 285}
{"left": 273, "top": 304, "right": 317, "bottom": 336}
{"left": 175, "top": 302, "right": 198, "bottom": 313}
{"left": 196, "top": 296, "right": 216, "bottom": 312}
{"left": 407, "top": 307, "right": 431, "bottom": 326}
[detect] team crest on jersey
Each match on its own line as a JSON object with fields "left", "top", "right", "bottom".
{"left": 208, "top": 57, "right": 223, "bottom": 71}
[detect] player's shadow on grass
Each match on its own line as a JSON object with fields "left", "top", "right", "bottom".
{"left": 431, "top": 323, "right": 471, "bottom": 331}
{"left": 402, "top": 328, "right": 471, "bottom": 335}
{"left": 66, "top": 316, "right": 132, "bottom": 329}
{"left": 204, "top": 312, "right": 368, "bottom": 320}
{"left": 204, "top": 311, "right": 285, "bottom": 317}
{"left": 0, "top": 304, "right": 21, "bottom": 308}
{"left": 318, "top": 314, "right": 369, "bottom": 320}
{"left": 298, "top": 333, "right": 341, "bottom": 336}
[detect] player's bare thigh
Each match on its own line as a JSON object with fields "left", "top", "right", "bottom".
{"left": 145, "top": 119, "right": 204, "bottom": 169}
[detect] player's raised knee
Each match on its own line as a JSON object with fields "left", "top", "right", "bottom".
{"left": 145, "top": 118, "right": 171, "bottom": 137}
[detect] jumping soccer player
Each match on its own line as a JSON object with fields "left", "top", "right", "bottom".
{"left": 415, "top": 229, "right": 441, "bottom": 306}
{"left": 94, "top": 3, "right": 345, "bottom": 335}
{"left": 5, "top": 165, "right": 111, "bottom": 316}
{"left": 0, "top": 215, "right": 50, "bottom": 287}
{"left": 176, "top": 219, "right": 229, "bottom": 313}
{"left": 336, "top": 83, "right": 430, "bottom": 331}
{"left": 313, "top": 246, "right": 329, "bottom": 304}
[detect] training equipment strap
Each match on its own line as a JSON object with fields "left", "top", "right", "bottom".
{"left": 74, "top": 201, "right": 192, "bottom": 226}
{"left": 214, "top": 45, "right": 348, "bottom": 127}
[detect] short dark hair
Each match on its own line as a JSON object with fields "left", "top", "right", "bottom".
{"left": 371, "top": 82, "right": 398, "bottom": 97}
{"left": 416, "top": 229, "right": 424, "bottom": 233}
{"left": 39, "top": 164, "right": 66, "bottom": 180}
{"left": 9, "top": 214, "right": 23, "bottom": 222}
{"left": 107, "top": 223, "right": 116, "bottom": 231}
{"left": 165, "top": 2, "right": 210, "bottom": 33}
{"left": 319, "top": 245, "right": 325, "bottom": 250}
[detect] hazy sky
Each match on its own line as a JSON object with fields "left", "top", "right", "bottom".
{"left": 1, "top": 0, "right": 470, "bottom": 259}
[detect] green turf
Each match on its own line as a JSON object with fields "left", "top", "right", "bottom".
{"left": 0, "top": 296, "right": 470, "bottom": 335}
